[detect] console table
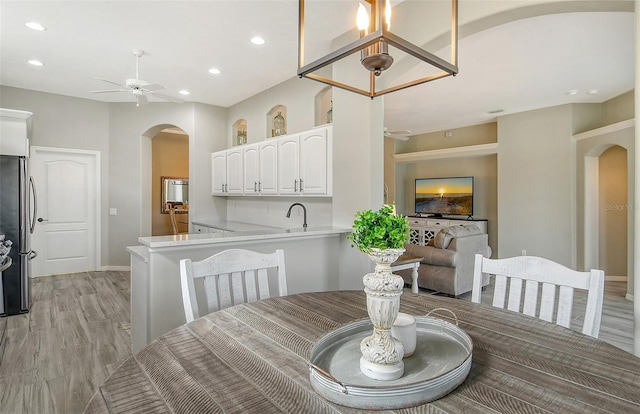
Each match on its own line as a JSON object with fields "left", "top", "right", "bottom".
{"left": 407, "top": 217, "right": 487, "bottom": 246}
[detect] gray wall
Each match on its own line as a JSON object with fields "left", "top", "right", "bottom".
{"left": 1, "top": 86, "right": 227, "bottom": 267}
{"left": 1, "top": 86, "right": 112, "bottom": 265}
{"left": 497, "top": 105, "right": 574, "bottom": 265}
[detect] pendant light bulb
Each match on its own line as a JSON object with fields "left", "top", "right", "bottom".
{"left": 385, "top": 0, "right": 391, "bottom": 30}
{"left": 356, "top": 3, "right": 369, "bottom": 33}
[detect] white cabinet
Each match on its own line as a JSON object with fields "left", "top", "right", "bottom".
{"left": 300, "top": 127, "right": 330, "bottom": 195}
{"left": 259, "top": 140, "right": 278, "bottom": 194}
{"left": 243, "top": 143, "right": 260, "bottom": 194}
{"left": 211, "top": 152, "right": 226, "bottom": 195}
{"left": 277, "top": 126, "right": 331, "bottom": 196}
{"left": 212, "top": 125, "right": 331, "bottom": 197}
{"left": 211, "top": 148, "right": 243, "bottom": 195}
{"left": 243, "top": 141, "right": 278, "bottom": 195}
{"left": 0, "top": 109, "right": 32, "bottom": 156}
{"left": 277, "top": 135, "right": 300, "bottom": 194}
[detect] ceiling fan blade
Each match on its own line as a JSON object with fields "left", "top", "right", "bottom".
{"left": 136, "top": 95, "right": 149, "bottom": 107}
{"left": 142, "top": 83, "right": 165, "bottom": 92}
{"left": 386, "top": 133, "right": 410, "bottom": 141}
{"left": 152, "top": 92, "right": 185, "bottom": 104}
{"left": 388, "top": 129, "right": 411, "bottom": 135}
{"left": 91, "top": 89, "right": 129, "bottom": 94}
{"left": 95, "top": 78, "right": 126, "bottom": 88}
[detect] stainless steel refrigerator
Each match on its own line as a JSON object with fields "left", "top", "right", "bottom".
{"left": 0, "top": 154, "right": 37, "bottom": 316}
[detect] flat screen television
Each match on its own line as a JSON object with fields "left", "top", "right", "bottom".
{"left": 414, "top": 176, "right": 474, "bottom": 217}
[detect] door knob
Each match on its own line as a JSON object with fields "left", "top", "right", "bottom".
{"left": 37, "top": 217, "right": 48, "bottom": 222}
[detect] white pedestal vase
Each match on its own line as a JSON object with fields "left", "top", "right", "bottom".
{"left": 360, "top": 248, "right": 406, "bottom": 381}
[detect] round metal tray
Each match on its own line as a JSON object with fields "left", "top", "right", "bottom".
{"left": 309, "top": 315, "right": 473, "bottom": 410}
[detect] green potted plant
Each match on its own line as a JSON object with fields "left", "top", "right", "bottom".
{"left": 347, "top": 204, "right": 410, "bottom": 254}
{"left": 347, "top": 205, "right": 411, "bottom": 381}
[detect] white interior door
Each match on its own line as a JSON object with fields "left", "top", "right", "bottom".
{"left": 30, "top": 147, "right": 100, "bottom": 277}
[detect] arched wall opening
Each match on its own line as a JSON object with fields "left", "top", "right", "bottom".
{"left": 584, "top": 143, "right": 630, "bottom": 281}
{"left": 140, "top": 124, "right": 190, "bottom": 236}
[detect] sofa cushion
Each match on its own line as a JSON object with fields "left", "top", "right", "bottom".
{"left": 433, "top": 230, "right": 454, "bottom": 249}
{"left": 433, "top": 224, "right": 482, "bottom": 249}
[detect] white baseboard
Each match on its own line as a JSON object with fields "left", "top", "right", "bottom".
{"left": 101, "top": 266, "right": 131, "bottom": 271}
{"left": 605, "top": 275, "right": 627, "bottom": 282}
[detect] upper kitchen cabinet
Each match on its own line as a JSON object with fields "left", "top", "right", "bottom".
{"left": 242, "top": 141, "right": 277, "bottom": 195}
{"left": 211, "top": 125, "right": 332, "bottom": 197}
{"left": 277, "top": 125, "right": 332, "bottom": 196}
{"left": 211, "top": 148, "right": 243, "bottom": 195}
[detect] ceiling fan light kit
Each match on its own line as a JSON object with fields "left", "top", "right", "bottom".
{"left": 91, "top": 49, "right": 184, "bottom": 107}
{"left": 297, "top": 0, "right": 459, "bottom": 98}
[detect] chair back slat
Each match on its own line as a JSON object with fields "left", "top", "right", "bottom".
{"left": 493, "top": 275, "right": 508, "bottom": 309}
{"left": 539, "top": 283, "right": 556, "bottom": 323}
{"left": 556, "top": 285, "right": 574, "bottom": 328}
{"left": 257, "top": 268, "right": 270, "bottom": 300}
{"left": 507, "top": 278, "right": 523, "bottom": 312}
{"left": 244, "top": 270, "right": 258, "bottom": 303}
{"left": 231, "top": 272, "right": 245, "bottom": 306}
{"left": 522, "top": 280, "right": 538, "bottom": 317}
{"left": 472, "top": 254, "right": 605, "bottom": 338}
{"left": 179, "top": 249, "right": 288, "bottom": 323}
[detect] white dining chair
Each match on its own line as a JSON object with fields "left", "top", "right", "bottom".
{"left": 472, "top": 254, "right": 605, "bottom": 338}
{"left": 179, "top": 249, "right": 288, "bottom": 322}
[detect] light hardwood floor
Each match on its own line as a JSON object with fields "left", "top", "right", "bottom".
{"left": 0, "top": 271, "right": 635, "bottom": 413}
{"left": 0, "top": 271, "right": 131, "bottom": 414}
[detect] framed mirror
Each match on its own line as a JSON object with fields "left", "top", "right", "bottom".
{"left": 162, "top": 177, "right": 189, "bottom": 214}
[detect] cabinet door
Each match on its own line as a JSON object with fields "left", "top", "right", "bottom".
{"left": 277, "top": 135, "right": 300, "bottom": 194}
{"left": 299, "top": 127, "right": 329, "bottom": 195}
{"left": 226, "top": 148, "right": 243, "bottom": 194}
{"left": 211, "top": 152, "right": 227, "bottom": 195}
{"left": 259, "top": 141, "right": 278, "bottom": 194}
{"left": 243, "top": 144, "right": 259, "bottom": 194}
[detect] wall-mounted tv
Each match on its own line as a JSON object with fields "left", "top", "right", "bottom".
{"left": 415, "top": 176, "right": 474, "bottom": 217}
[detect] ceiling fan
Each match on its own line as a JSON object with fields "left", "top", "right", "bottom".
{"left": 91, "top": 49, "right": 184, "bottom": 107}
{"left": 384, "top": 127, "right": 412, "bottom": 141}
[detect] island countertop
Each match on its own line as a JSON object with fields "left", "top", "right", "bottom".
{"left": 190, "top": 220, "right": 280, "bottom": 232}
{"left": 135, "top": 226, "right": 351, "bottom": 249}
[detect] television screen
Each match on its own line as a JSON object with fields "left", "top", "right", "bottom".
{"left": 415, "top": 177, "right": 473, "bottom": 217}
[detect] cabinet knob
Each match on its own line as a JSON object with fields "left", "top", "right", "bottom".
{"left": 300, "top": 179, "right": 304, "bottom": 192}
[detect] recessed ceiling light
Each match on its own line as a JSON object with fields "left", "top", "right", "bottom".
{"left": 250, "top": 36, "right": 265, "bottom": 45}
{"left": 208, "top": 68, "right": 221, "bottom": 75}
{"left": 28, "top": 60, "right": 44, "bottom": 66}
{"left": 586, "top": 89, "right": 599, "bottom": 95}
{"left": 567, "top": 90, "right": 579, "bottom": 96}
{"left": 179, "top": 90, "right": 190, "bottom": 95}
{"left": 25, "top": 22, "right": 46, "bottom": 31}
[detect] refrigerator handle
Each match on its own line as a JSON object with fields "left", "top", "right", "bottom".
{"left": 30, "top": 176, "right": 38, "bottom": 234}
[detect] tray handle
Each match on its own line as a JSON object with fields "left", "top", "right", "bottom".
{"left": 426, "top": 308, "right": 459, "bottom": 326}
{"left": 308, "top": 362, "right": 348, "bottom": 394}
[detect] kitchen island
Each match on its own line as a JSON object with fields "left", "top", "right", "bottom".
{"left": 128, "top": 225, "right": 351, "bottom": 352}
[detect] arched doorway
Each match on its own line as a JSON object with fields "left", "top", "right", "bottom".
{"left": 140, "top": 124, "right": 189, "bottom": 236}
{"left": 584, "top": 144, "right": 628, "bottom": 281}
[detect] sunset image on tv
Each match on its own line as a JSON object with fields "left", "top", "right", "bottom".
{"left": 415, "top": 177, "right": 473, "bottom": 216}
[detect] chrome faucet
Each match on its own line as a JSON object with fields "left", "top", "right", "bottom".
{"left": 286, "top": 203, "right": 307, "bottom": 228}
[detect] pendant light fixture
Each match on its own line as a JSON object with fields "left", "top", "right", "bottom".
{"left": 297, "top": 0, "right": 458, "bottom": 98}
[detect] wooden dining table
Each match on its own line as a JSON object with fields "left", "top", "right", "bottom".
{"left": 84, "top": 290, "right": 640, "bottom": 413}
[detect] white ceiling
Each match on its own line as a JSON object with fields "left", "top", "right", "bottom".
{"left": 0, "top": 1, "right": 635, "bottom": 136}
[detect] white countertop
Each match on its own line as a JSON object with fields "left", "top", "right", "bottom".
{"left": 190, "top": 220, "right": 280, "bottom": 232}
{"left": 135, "top": 226, "right": 351, "bottom": 249}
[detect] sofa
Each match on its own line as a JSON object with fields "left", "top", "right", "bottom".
{"left": 396, "top": 224, "right": 491, "bottom": 297}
